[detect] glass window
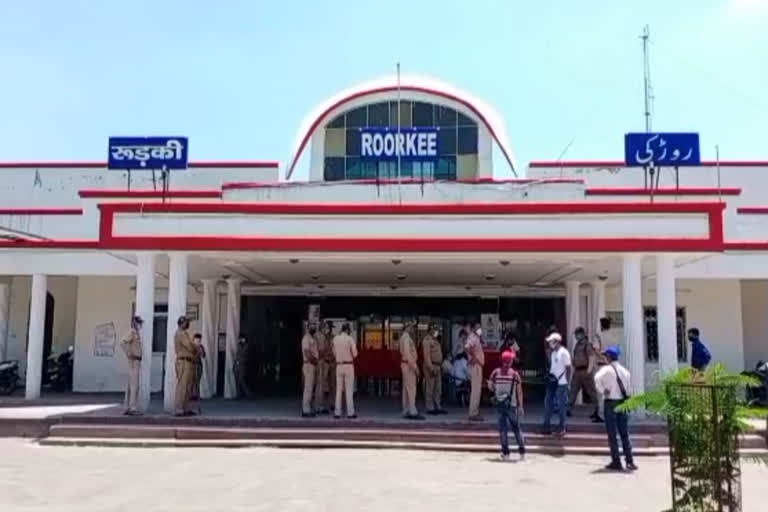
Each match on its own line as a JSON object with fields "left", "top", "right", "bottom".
{"left": 435, "top": 156, "right": 456, "bottom": 180}
{"left": 368, "top": 102, "right": 390, "bottom": 127}
{"left": 345, "top": 106, "right": 367, "bottom": 128}
{"left": 346, "top": 128, "right": 361, "bottom": 156}
{"left": 324, "top": 128, "right": 346, "bottom": 157}
{"left": 457, "top": 112, "right": 477, "bottom": 127}
{"left": 457, "top": 126, "right": 478, "bottom": 155}
{"left": 151, "top": 303, "right": 168, "bottom": 353}
{"left": 327, "top": 114, "right": 345, "bottom": 128}
{"left": 346, "top": 157, "right": 361, "bottom": 179}
{"left": 414, "top": 161, "right": 435, "bottom": 180}
{"left": 436, "top": 106, "right": 457, "bottom": 126}
{"left": 389, "top": 100, "right": 412, "bottom": 128}
{"left": 456, "top": 154, "right": 478, "bottom": 179}
{"left": 399, "top": 161, "right": 413, "bottom": 178}
{"left": 644, "top": 306, "right": 688, "bottom": 362}
{"left": 361, "top": 161, "right": 378, "bottom": 178}
{"left": 412, "top": 102, "right": 434, "bottom": 127}
{"left": 438, "top": 127, "right": 457, "bottom": 155}
{"left": 324, "top": 157, "right": 345, "bottom": 181}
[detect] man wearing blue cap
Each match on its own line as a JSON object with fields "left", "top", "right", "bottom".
{"left": 594, "top": 345, "right": 637, "bottom": 471}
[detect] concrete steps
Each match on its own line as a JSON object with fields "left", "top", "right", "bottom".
{"left": 42, "top": 422, "right": 768, "bottom": 456}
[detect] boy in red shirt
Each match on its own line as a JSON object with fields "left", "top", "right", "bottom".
{"left": 488, "top": 350, "right": 526, "bottom": 461}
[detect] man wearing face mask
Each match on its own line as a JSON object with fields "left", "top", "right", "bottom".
{"left": 174, "top": 316, "right": 198, "bottom": 416}
{"left": 400, "top": 321, "right": 423, "bottom": 420}
{"left": 568, "top": 327, "right": 602, "bottom": 422}
{"left": 422, "top": 323, "right": 446, "bottom": 415}
{"left": 465, "top": 322, "right": 485, "bottom": 421}
{"left": 301, "top": 323, "right": 319, "bottom": 417}
{"left": 541, "top": 332, "right": 571, "bottom": 436}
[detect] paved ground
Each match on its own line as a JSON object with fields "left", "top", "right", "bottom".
{"left": 1, "top": 439, "right": 767, "bottom": 511}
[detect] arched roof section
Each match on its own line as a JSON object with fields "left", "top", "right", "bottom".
{"left": 286, "top": 74, "right": 517, "bottom": 180}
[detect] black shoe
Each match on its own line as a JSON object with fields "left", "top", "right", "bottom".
{"left": 605, "top": 462, "right": 624, "bottom": 471}
{"left": 426, "top": 409, "right": 439, "bottom": 415}
{"left": 301, "top": 412, "right": 316, "bottom": 418}
{"left": 318, "top": 409, "right": 330, "bottom": 415}
{"left": 468, "top": 415, "right": 484, "bottom": 422}
{"left": 626, "top": 462, "right": 638, "bottom": 471}
{"left": 406, "top": 414, "right": 426, "bottom": 420}
{"left": 436, "top": 409, "right": 448, "bottom": 415}
{"left": 183, "top": 410, "right": 197, "bottom": 417}
{"left": 592, "top": 416, "right": 605, "bottom": 424}
{"left": 333, "top": 415, "right": 342, "bottom": 419}
{"left": 347, "top": 414, "right": 357, "bottom": 419}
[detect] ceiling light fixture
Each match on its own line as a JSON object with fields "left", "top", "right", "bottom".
{"left": 499, "top": 260, "right": 510, "bottom": 266}
{"left": 484, "top": 274, "right": 495, "bottom": 281}
{"left": 392, "top": 259, "right": 402, "bottom": 265}
{"left": 289, "top": 258, "right": 299, "bottom": 264}
{"left": 310, "top": 274, "right": 319, "bottom": 281}
{"left": 396, "top": 274, "right": 407, "bottom": 281}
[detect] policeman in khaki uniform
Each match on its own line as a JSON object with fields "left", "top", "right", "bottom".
{"left": 422, "top": 323, "right": 446, "bottom": 415}
{"left": 120, "top": 316, "right": 144, "bottom": 416}
{"left": 465, "top": 322, "right": 486, "bottom": 421}
{"left": 332, "top": 323, "right": 358, "bottom": 419}
{"left": 174, "top": 316, "right": 199, "bottom": 416}
{"left": 301, "top": 323, "right": 320, "bottom": 417}
{"left": 569, "top": 327, "right": 602, "bottom": 423}
{"left": 313, "top": 322, "right": 332, "bottom": 414}
{"left": 400, "top": 321, "right": 423, "bottom": 420}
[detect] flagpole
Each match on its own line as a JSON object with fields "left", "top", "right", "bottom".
{"left": 397, "top": 62, "right": 402, "bottom": 206}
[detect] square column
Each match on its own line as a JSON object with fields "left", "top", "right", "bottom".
{"left": 25, "top": 274, "right": 47, "bottom": 400}
{"left": 135, "top": 253, "right": 156, "bottom": 412}
{"left": 200, "top": 279, "right": 218, "bottom": 399}
{"left": 622, "top": 254, "right": 645, "bottom": 395}
{"left": 0, "top": 281, "right": 10, "bottom": 362}
{"left": 656, "top": 254, "right": 679, "bottom": 378}
{"left": 163, "top": 253, "right": 188, "bottom": 413}
{"left": 224, "top": 278, "right": 242, "bottom": 399}
{"left": 565, "top": 281, "right": 581, "bottom": 351}
{"left": 589, "top": 279, "right": 606, "bottom": 343}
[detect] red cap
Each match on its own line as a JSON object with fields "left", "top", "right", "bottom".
{"left": 501, "top": 350, "right": 515, "bottom": 363}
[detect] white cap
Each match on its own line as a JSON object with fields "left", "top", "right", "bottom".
{"left": 546, "top": 332, "right": 562, "bottom": 343}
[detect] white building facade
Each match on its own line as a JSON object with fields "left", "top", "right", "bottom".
{"left": 1, "top": 76, "right": 766, "bottom": 411}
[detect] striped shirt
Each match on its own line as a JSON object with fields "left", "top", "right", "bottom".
{"left": 488, "top": 367, "right": 520, "bottom": 406}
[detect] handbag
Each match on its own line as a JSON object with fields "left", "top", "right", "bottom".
{"left": 546, "top": 371, "right": 565, "bottom": 387}
{"left": 611, "top": 365, "right": 630, "bottom": 403}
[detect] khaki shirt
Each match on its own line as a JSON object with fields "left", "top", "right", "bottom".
{"left": 465, "top": 332, "right": 485, "bottom": 366}
{"left": 315, "top": 331, "right": 332, "bottom": 361}
{"left": 175, "top": 329, "right": 197, "bottom": 360}
{"left": 302, "top": 333, "right": 319, "bottom": 363}
{"left": 331, "top": 333, "right": 358, "bottom": 364}
{"left": 422, "top": 335, "right": 442, "bottom": 367}
{"left": 121, "top": 328, "right": 142, "bottom": 360}
{"left": 399, "top": 332, "right": 418, "bottom": 369}
{"left": 573, "top": 340, "right": 594, "bottom": 368}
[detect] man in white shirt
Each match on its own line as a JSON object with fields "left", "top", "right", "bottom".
{"left": 594, "top": 345, "right": 637, "bottom": 471}
{"left": 541, "top": 332, "right": 571, "bottom": 436}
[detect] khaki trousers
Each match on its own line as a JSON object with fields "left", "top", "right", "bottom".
{"left": 401, "top": 363, "right": 418, "bottom": 416}
{"left": 423, "top": 364, "right": 442, "bottom": 411}
{"left": 174, "top": 360, "right": 195, "bottom": 414}
{"left": 313, "top": 361, "right": 329, "bottom": 411}
{"left": 335, "top": 364, "right": 355, "bottom": 417}
{"left": 124, "top": 359, "right": 140, "bottom": 412}
{"left": 302, "top": 363, "right": 316, "bottom": 413}
{"left": 569, "top": 368, "right": 599, "bottom": 412}
{"left": 468, "top": 363, "right": 483, "bottom": 418}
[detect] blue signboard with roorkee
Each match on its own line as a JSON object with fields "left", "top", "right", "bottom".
{"left": 624, "top": 132, "right": 700, "bottom": 167}
{"left": 359, "top": 128, "right": 439, "bottom": 161}
{"left": 108, "top": 136, "right": 189, "bottom": 170}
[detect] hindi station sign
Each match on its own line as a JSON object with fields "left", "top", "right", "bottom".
{"left": 108, "top": 136, "right": 189, "bottom": 170}
{"left": 624, "top": 132, "right": 700, "bottom": 167}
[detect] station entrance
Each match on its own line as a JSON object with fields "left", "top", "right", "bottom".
{"left": 234, "top": 295, "right": 566, "bottom": 401}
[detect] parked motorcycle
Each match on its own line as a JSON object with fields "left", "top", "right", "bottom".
{"left": 0, "top": 360, "right": 21, "bottom": 396}
{"left": 743, "top": 360, "right": 768, "bottom": 407}
{"left": 42, "top": 346, "right": 74, "bottom": 392}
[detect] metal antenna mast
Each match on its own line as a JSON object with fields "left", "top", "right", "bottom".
{"left": 642, "top": 25, "right": 653, "bottom": 132}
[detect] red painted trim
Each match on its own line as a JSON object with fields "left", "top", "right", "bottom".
{"left": 79, "top": 189, "right": 222, "bottom": 199}
{"left": 94, "top": 200, "right": 725, "bottom": 253}
{"left": 0, "top": 208, "right": 83, "bottom": 215}
{"left": 222, "top": 177, "right": 583, "bottom": 190}
{"left": 0, "top": 161, "right": 278, "bottom": 169}
{"left": 736, "top": 207, "right": 768, "bottom": 215}
{"left": 530, "top": 160, "right": 768, "bottom": 168}
{"left": 98, "top": 201, "right": 724, "bottom": 216}
{"left": 0, "top": 239, "right": 98, "bottom": 249}
{"left": 586, "top": 187, "right": 741, "bottom": 196}
{"left": 724, "top": 242, "right": 768, "bottom": 250}
{"left": 286, "top": 85, "right": 516, "bottom": 180}
{"left": 100, "top": 236, "right": 722, "bottom": 253}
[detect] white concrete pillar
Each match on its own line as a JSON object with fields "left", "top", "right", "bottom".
{"left": 25, "top": 274, "right": 47, "bottom": 399}
{"left": 622, "top": 254, "right": 645, "bottom": 395}
{"left": 565, "top": 281, "right": 581, "bottom": 352}
{"left": 0, "top": 282, "right": 10, "bottom": 362}
{"left": 200, "top": 279, "right": 218, "bottom": 399}
{"left": 164, "top": 253, "right": 188, "bottom": 413}
{"left": 656, "top": 254, "right": 678, "bottom": 378}
{"left": 135, "top": 253, "right": 156, "bottom": 412}
{"left": 589, "top": 280, "right": 606, "bottom": 342}
{"left": 224, "top": 278, "right": 242, "bottom": 399}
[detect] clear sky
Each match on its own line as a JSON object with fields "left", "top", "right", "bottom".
{"left": 1, "top": 0, "right": 767, "bottom": 179}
